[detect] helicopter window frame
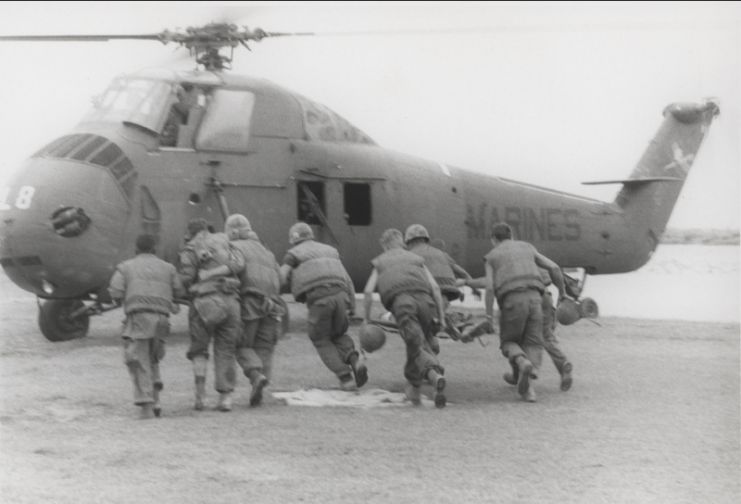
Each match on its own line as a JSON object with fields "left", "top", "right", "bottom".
{"left": 194, "top": 89, "right": 256, "bottom": 153}
{"left": 343, "top": 182, "right": 372, "bottom": 226}
{"left": 82, "top": 78, "right": 173, "bottom": 134}
{"left": 297, "top": 181, "right": 326, "bottom": 226}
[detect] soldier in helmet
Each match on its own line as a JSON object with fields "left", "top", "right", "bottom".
{"left": 362, "top": 228, "right": 448, "bottom": 408}
{"left": 466, "top": 222, "right": 565, "bottom": 402}
{"left": 178, "top": 218, "right": 244, "bottom": 412}
{"left": 109, "top": 234, "right": 185, "bottom": 419}
{"left": 404, "top": 224, "right": 477, "bottom": 346}
{"left": 404, "top": 224, "right": 474, "bottom": 304}
{"left": 204, "top": 214, "right": 283, "bottom": 406}
{"left": 467, "top": 245, "right": 574, "bottom": 395}
{"left": 279, "top": 222, "right": 368, "bottom": 390}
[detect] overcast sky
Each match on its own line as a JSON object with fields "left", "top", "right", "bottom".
{"left": 0, "top": 1, "right": 738, "bottom": 230}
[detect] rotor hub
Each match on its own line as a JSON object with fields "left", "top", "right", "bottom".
{"left": 161, "top": 23, "right": 268, "bottom": 70}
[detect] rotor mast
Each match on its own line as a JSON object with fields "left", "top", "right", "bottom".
{"left": 169, "top": 24, "right": 269, "bottom": 71}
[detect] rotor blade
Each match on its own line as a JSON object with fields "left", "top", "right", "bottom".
{"left": 263, "top": 31, "right": 316, "bottom": 37}
{"left": 0, "top": 34, "right": 163, "bottom": 42}
{"left": 258, "top": 26, "right": 545, "bottom": 38}
{"left": 272, "top": 21, "right": 723, "bottom": 38}
{"left": 291, "top": 27, "right": 551, "bottom": 36}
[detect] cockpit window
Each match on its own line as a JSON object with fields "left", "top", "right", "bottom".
{"left": 294, "top": 94, "right": 376, "bottom": 145}
{"left": 82, "top": 78, "right": 172, "bottom": 133}
{"left": 195, "top": 89, "right": 255, "bottom": 152}
{"left": 160, "top": 85, "right": 208, "bottom": 148}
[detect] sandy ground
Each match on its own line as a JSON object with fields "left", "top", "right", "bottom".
{"left": 1, "top": 275, "right": 739, "bottom": 504}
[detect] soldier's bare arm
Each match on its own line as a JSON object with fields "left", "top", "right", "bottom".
{"left": 108, "top": 268, "right": 126, "bottom": 306}
{"left": 450, "top": 261, "right": 472, "bottom": 281}
{"left": 423, "top": 265, "right": 446, "bottom": 323}
{"left": 464, "top": 276, "right": 487, "bottom": 289}
{"left": 177, "top": 249, "right": 199, "bottom": 291}
{"left": 198, "top": 243, "right": 244, "bottom": 281}
{"left": 534, "top": 252, "right": 566, "bottom": 301}
{"left": 484, "top": 262, "right": 496, "bottom": 321}
{"left": 278, "top": 264, "right": 293, "bottom": 287}
{"left": 362, "top": 269, "right": 379, "bottom": 323}
{"left": 343, "top": 268, "right": 357, "bottom": 313}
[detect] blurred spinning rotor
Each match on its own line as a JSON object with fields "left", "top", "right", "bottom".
{"left": 0, "top": 22, "right": 314, "bottom": 70}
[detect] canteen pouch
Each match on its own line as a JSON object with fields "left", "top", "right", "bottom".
{"left": 193, "top": 294, "right": 229, "bottom": 329}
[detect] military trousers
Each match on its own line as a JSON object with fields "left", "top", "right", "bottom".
{"left": 541, "top": 291, "right": 569, "bottom": 373}
{"left": 238, "top": 315, "right": 280, "bottom": 382}
{"left": 186, "top": 293, "right": 241, "bottom": 393}
{"left": 498, "top": 289, "right": 545, "bottom": 373}
{"left": 123, "top": 336, "right": 165, "bottom": 405}
{"left": 306, "top": 290, "right": 357, "bottom": 381}
{"left": 390, "top": 291, "right": 443, "bottom": 387}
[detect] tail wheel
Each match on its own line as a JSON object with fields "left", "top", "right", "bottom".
{"left": 276, "top": 297, "right": 290, "bottom": 338}
{"left": 579, "top": 297, "right": 600, "bottom": 319}
{"left": 38, "top": 300, "right": 90, "bottom": 342}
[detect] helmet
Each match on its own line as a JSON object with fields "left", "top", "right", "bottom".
{"left": 186, "top": 218, "right": 210, "bottom": 240}
{"left": 404, "top": 224, "right": 430, "bottom": 244}
{"left": 288, "top": 222, "right": 314, "bottom": 245}
{"left": 556, "top": 298, "right": 582, "bottom": 326}
{"left": 380, "top": 228, "right": 404, "bottom": 249}
{"left": 359, "top": 324, "right": 387, "bottom": 353}
{"left": 225, "top": 214, "right": 252, "bottom": 240}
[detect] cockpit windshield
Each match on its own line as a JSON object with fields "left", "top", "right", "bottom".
{"left": 82, "top": 78, "right": 173, "bottom": 133}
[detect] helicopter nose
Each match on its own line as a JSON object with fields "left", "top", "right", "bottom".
{"left": 1, "top": 135, "right": 137, "bottom": 298}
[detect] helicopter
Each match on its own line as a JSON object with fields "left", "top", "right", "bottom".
{"left": 0, "top": 22, "right": 722, "bottom": 342}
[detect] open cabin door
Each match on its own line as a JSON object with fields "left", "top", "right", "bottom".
{"left": 294, "top": 177, "right": 379, "bottom": 289}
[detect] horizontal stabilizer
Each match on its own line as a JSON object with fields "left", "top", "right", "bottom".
{"left": 582, "top": 177, "right": 683, "bottom": 186}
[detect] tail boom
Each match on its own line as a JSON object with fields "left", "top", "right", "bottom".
{"left": 583, "top": 99, "right": 720, "bottom": 271}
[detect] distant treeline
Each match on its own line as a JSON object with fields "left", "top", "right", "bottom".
{"left": 661, "top": 228, "right": 740, "bottom": 245}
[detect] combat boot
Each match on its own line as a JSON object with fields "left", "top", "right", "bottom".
{"left": 405, "top": 383, "right": 422, "bottom": 406}
{"left": 250, "top": 375, "right": 269, "bottom": 407}
{"left": 523, "top": 386, "right": 537, "bottom": 403}
{"left": 193, "top": 357, "right": 208, "bottom": 411}
{"left": 515, "top": 356, "right": 533, "bottom": 397}
{"left": 153, "top": 382, "right": 163, "bottom": 417}
{"left": 339, "top": 375, "right": 358, "bottom": 391}
{"left": 560, "top": 362, "right": 573, "bottom": 392}
{"left": 427, "top": 369, "right": 447, "bottom": 409}
{"left": 217, "top": 392, "right": 233, "bottom": 412}
{"left": 349, "top": 352, "right": 368, "bottom": 388}
{"left": 194, "top": 376, "right": 206, "bottom": 411}
{"left": 139, "top": 403, "right": 155, "bottom": 420}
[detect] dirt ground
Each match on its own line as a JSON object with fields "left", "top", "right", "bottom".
{"left": 1, "top": 275, "right": 739, "bottom": 504}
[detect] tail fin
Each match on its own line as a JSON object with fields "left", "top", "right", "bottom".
{"left": 584, "top": 99, "right": 720, "bottom": 248}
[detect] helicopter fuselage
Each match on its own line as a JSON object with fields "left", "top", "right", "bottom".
{"left": 0, "top": 68, "right": 717, "bottom": 312}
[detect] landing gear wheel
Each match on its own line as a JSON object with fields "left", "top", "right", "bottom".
{"left": 38, "top": 300, "right": 90, "bottom": 342}
{"left": 579, "top": 297, "right": 599, "bottom": 319}
{"left": 276, "top": 297, "right": 290, "bottom": 338}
